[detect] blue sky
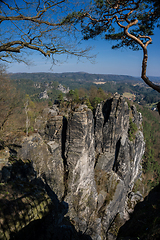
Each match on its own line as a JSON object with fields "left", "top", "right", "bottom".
{"left": 8, "top": 29, "right": 160, "bottom": 77}
{"left": 7, "top": 4, "right": 160, "bottom": 77}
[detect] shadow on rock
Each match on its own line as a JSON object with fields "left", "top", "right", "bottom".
{"left": 117, "top": 183, "right": 160, "bottom": 240}
{"left": 0, "top": 158, "right": 92, "bottom": 240}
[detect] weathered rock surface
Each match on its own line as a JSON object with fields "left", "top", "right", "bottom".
{"left": 58, "top": 83, "right": 70, "bottom": 93}
{"left": 64, "top": 106, "right": 100, "bottom": 239}
{"left": 6, "top": 95, "right": 145, "bottom": 240}
{"left": 94, "top": 95, "right": 145, "bottom": 238}
{"left": 18, "top": 133, "right": 65, "bottom": 200}
{"left": 39, "top": 89, "right": 49, "bottom": 99}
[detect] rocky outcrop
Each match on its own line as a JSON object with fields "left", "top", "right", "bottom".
{"left": 17, "top": 133, "right": 65, "bottom": 200}
{"left": 39, "top": 89, "right": 49, "bottom": 99}
{"left": 7, "top": 94, "right": 145, "bottom": 240}
{"left": 58, "top": 83, "right": 69, "bottom": 93}
{"left": 64, "top": 105, "right": 100, "bottom": 239}
{"left": 93, "top": 95, "right": 145, "bottom": 238}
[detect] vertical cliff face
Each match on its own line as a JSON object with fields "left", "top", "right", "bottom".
{"left": 93, "top": 95, "right": 145, "bottom": 238}
{"left": 17, "top": 95, "right": 145, "bottom": 240}
{"left": 64, "top": 106, "right": 100, "bottom": 238}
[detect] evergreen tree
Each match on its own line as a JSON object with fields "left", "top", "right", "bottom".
{"left": 67, "top": 0, "right": 160, "bottom": 100}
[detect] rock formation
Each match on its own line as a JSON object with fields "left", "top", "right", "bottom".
{"left": 57, "top": 83, "right": 70, "bottom": 93}
{"left": 1, "top": 94, "right": 145, "bottom": 240}
{"left": 39, "top": 89, "right": 49, "bottom": 99}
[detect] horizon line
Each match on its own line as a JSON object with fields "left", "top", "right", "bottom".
{"left": 8, "top": 71, "right": 160, "bottom": 78}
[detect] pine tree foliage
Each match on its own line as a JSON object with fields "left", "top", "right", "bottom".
{"left": 66, "top": 0, "right": 160, "bottom": 97}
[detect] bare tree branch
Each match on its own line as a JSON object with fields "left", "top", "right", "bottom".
{"left": 0, "top": 0, "right": 93, "bottom": 64}
{"left": 114, "top": 10, "right": 160, "bottom": 93}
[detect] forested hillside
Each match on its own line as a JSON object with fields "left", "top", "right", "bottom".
{"left": 10, "top": 72, "right": 160, "bottom": 107}
{"left": 136, "top": 105, "right": 160, "bottom": 192}
{"left": 10, "top": 72, "right": 141, "bottom": 83}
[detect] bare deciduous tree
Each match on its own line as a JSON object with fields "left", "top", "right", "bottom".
{"left": 0, "top": 0, "right": 91, "bottom": 64}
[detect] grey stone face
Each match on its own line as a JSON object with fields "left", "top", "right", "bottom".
{"left": 18, "top": 133, "right": 65, "bottom": 200}
{"left": 16, "top": 95, "right": 145, "bottom": 240}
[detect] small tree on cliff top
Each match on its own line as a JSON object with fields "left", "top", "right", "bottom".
{"left": 0, "top": 0, "right": 91, "bottom": 65}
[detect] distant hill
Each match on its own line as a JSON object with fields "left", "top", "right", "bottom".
{"left": 9, "top": 72, "right": 141, "bottom": 83}
{"left": 9, "top": 72, "right": 160, "bottom": 106}
{"left": 148, "top": 76, "right": 160, "bottom": 83}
